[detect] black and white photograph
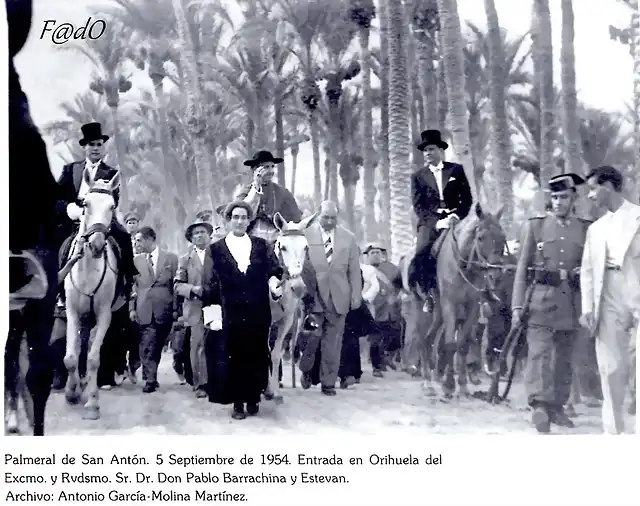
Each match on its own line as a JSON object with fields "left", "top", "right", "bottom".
{"left": 4, "top": 0, "right": 639, "bottom": 439}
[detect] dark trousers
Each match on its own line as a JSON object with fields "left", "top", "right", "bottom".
{"left": 139, "top": 321, "right": 173, "bottom": 385}
{"left": 338, "top": 328, "right": 362, "bottom": 380}
{"left": 97, "top": 305, "right": 136, "bottom": 386}
{"left": 172, "top": 325, "right": 193, "bottom": 386}
{"left": 409, "top": 223, "right": 439, "bottom": 294}
{"left": 369, "top": 320, "right": 402, "bottom": 369}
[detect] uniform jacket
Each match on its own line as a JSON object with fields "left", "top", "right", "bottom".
{"left": 131, "top": 249, "right": 178, "bottom": 326}
{"left": 512, "top": 214, "right": 590, "bottom": 330}
{"left": 234, "top": 181, "right": 302, "bottom": 230}
{"left": 369, "top": 261, "right": 401, "bottom": 322}
{"left": 411, "top": 162, "right": 473, "bottom": 230}
{"left": 304, "top": 223, "right": 363, "bottom": 315}
{"left": 581, "top": 201, "right": 640, "bottom": 328}
{"left": 174, "top": 247, "right": 206, "bottom": 326}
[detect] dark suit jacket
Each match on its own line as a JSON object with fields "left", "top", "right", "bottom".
{"left": 131, "top": 249, "right": 179, "bottom": 326}
{"left": 410, "top": 162, "right": 472, "bottom": 230}
{"left": 55, "top": 160, "right": 120, "bottom": 238}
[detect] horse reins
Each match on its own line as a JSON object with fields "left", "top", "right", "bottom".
{"left": 272, "top": 228, "right": 307, "bottom": 299}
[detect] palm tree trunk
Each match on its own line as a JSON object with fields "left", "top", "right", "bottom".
{"left": 359, "top": 27, "right": 378, "bottom": 242}
{"left": 436, "top": 54, "right": 448, "bottom": 128}
{"left": 436, "top": 0, "right": 477, "bottom": 199}
{"left": 560, "top": 0, "right": 581, "bottom": 175}
{"left": 630, "top": 2, "right": 640, "bottom": 188}
{"left": 172, "top": 0, "right": 213, "bottom": 212}
{"left": 290, "top": 145, "right": 299, "bottom": 194}
{"left": 533, "top": 0, "right": 555, "bottom": 191}
{"left": 484, "top": 0, "right": 513, "bottom": 232}
{"left": 386, "top": 0, "right": 414, "bottom": 263}
{"left": 406, "top": 3, "right": 424, "bottom": 170}
{"left": 378, "top": 0, "right": 391, "bottom": 249}
{"left": 274, "top": 97, "right": 286, "bottom": 186}
{"left": 108, "top": 105, "right": 129, "bottom": 206}
{"left": 415, "top": 34, "right": 437, "bottom": 128}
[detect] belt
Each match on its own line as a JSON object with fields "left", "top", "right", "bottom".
{"left": 530, "top": 268, "right": 576, "bottom": 287}
{"left": 605, "top": 265, "right": 622, "bottom": 271}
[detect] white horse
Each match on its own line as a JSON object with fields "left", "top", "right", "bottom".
{"left": 263, "top": 212, "right": 317, "bottom": 403}
{"left": 63, "top": 173, "right": 123, "bottom": 420}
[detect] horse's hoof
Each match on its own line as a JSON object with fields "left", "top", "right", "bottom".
{"left": 65, "top": 390, "right": 80, "bottom": 405}
{"left": 421, "top": 383, "right": 437, "bottom": 397}
{"left": 273, "top": 395, "right": 284, "bottom": 405}
{"left": 6, "top": 411, "right": 19, "bottom": 434}
{"left": 263, "top": 391, "right": 274, "bottom": 401}
{"left": 83, "top": 407, "right": 100, "bottom": 420}
{"left": 468, "top": 373, "right": 482, "bottom": 386}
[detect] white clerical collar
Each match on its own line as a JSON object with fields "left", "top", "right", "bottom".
{"left": 226, "top": 232, "right": 249, "bottom": 241}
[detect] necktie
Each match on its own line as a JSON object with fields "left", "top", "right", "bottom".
{"left": 147, "top": 253, "right": 154, "bottom": 276}
{"left": 324, "top": 236, "right": 333, "bottom": 264}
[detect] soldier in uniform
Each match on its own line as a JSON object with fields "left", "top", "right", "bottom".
{"left": 511, "top": 173, "right": 591, "bottom": 433}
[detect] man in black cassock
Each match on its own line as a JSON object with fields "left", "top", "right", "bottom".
{"left": 201, "top": 201, "right": 284, "bottom": 420}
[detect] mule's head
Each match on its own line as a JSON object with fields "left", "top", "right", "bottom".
{"left": 272, "top": 212, "right": 317, "bottom": 280}
{"left": 81, "top": 173, "right": 120, "bottom": 257}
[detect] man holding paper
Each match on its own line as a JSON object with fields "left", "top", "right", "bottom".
{"left": 201, "top": 201, "right": 284, "bottom": 420}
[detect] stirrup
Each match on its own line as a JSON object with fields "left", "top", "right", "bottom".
{"left": 10, "top": 250, "right": 48, "bottom": 311}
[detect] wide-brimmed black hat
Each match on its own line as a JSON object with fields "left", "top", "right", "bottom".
{"left": 417, "top": 129, "right": 448, "bottom": 151}
{"left": 243, "top": 150, "right": 284, "bottom": 168}
{"left": 185, "top": 220, "right": 214, "bottom": 242}
{"left": 363, "top": 242, "right": 387, "bottom": 254}
{"left": 79, "top": 122, "right": 110, "bottom": 146}
{"left": 223, "top": 201, "right": 255, "bottom": 221}
{"left": 547, "top": 173, "right": 585, "bottom": 193}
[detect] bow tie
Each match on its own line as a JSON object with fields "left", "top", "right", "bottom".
{"left": 430, "top": 165, "right": 442, "bottom": 172}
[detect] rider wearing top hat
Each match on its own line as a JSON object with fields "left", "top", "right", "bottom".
{"left": 408, "top": 130, "right": 473, "bottom": 311}
{"left": 511, "top": 173, "right": 591, "bottom": 433}
{"left": 56, "top": 122, "right": 137, "bottom": 298}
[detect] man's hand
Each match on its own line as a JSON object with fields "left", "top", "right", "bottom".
{"left": 580, "top": 312, "right": 595, "bottom": 332}
{"left": 208, "top": 320, "right": 223, "bottom": 331}
{"left": 129, "top": 310, "right": 137, "bottom": 322}
{"left": 269, "top": 276, "right": 282, "bottom": 298}
{"left": 253, "top": 167, "right": 265, "bottom": 187}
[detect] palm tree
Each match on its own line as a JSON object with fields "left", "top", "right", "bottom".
{"left": 412, "top": 0, "right": 439, "bottom": 128}
{"left": 532, "top": 0, "right": 555, "bottom": 196}
{"left": 171, "top": 0, "right": 214, "bottom": 212}
{"left": 386, "top": 0, "right": 414, "bottom": 261}
{"left": 436, "top": 0, "right": 477, "bottom": 198}
{"left": 349, "top": 0, "right": 377, "bottom": 241}
{"left": 376, "top": 0, "right": 391, "bottom": 247}
{"left": 484, "top": 0, "right": 513, "bottom": 230}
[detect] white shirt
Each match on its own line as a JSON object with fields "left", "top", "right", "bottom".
{"left": 361, "top": 263, "right": 380, "bottom": 304}
{"left": 605, "top": 199, "right": 635, "bottom": 267}
{"left": 77, "top": 159, "right": 102, "bottom": 200}
{"left": 148, "top": 246, "right": 159, "bottom": 277}
{"left": 194, "top": 247, "right": 207, "bottom": 266}
{"left": 225, "top": 233, "right": 252, "bottom": 274}
{"left": 320, "top": 228, "right": 335, "bottom": 246}
{"left": 429, "top": 161, "right": 444, "bottom": 200}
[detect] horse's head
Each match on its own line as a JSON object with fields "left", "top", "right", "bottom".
{"left": 272, "top": 212, "right": 317, "bottom": 282}
{"left": 81, "top": 173, "right": 120, "bottom": 257}
{"left": 455, "top": 202, "right": 508, "bottom": 294}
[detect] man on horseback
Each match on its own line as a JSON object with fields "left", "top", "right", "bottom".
{"left": 56, "top": 122, "right": 137, "bottom": 299}
{"left": 511, "top": 173, "right": 590, "bottom": 433}
{"left": 236, "top": 150, "right": 318, "bottom": 331}
{"left": 408, "top": 130, "right": 473, "bottom": 312}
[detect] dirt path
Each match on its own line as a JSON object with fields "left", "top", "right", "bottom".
{"left": 34, "top": 351, "right": 632, "bottom": 436}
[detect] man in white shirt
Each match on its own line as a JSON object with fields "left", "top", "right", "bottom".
{"left": 174, "top": 220, "right": 214, "bottom": 398}
{"left": 580, "top": 166, "right": 640, "bottom": 434}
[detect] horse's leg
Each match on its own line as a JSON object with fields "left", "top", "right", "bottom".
{"left": 456, "top": 325, "right": 472, "bottom": 398}
{"left": 290, "top": 305, "right": 303, "bottom": 389}
{"left": 266, "top": 317, "right": 292, "bottom": 405}
{"left": 84, "top": 309, "right": 112, "bottom": 420}
{"left": 64, "top": 309, "right": 82, "bottom": 404}
{"left": 421, "top": 310, "right": 441, "bottom": 396}
{"left": 440, "top": 300, "right": 458, "bottom": 399}
{"left": 4, "top": 325, "right": 22, "bottom": 434}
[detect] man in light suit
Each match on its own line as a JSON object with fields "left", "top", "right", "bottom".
{"left": 174, "top": 219, "right": 213, "bottom": 398}
{"left": 130, "top": 226, "right": 179, "bottom": 393}
{"left": 580, "top": 166, "right": 640, "bottom": 434}
{"left": 299, "top": 201, "right": 363, "bottom": 396}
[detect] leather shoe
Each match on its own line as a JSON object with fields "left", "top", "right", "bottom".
{"left": 550, "top": 408, "right": 575, "bottom": 428}
{"left": 531, "top": 406, "right": 550, "bottom": 433}
{"left": 303, "top": 314, "right": 319, "bottom": 332}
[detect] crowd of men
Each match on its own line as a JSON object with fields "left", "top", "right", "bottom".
{"left": 20, "top": 118, "right": 640, "bottom": 434}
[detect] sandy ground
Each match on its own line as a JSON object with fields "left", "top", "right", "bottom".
{"left": 10, "top": 350, "right": 632, "bottom": 436}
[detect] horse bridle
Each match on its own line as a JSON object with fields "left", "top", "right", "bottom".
{"left": 80, "top": 187, "right": 114, "bottom": 241}
{"left": 273, "top": 228, "right": 307, "bottom": 295}
{"left": 449, "top": 219, "right": 512, "bottom": 300}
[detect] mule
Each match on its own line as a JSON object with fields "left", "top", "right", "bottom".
{"left": 418, "top": 202, "right": 508, "bottom": 398}
{"left": 4, "top": 313, "right": 34, "bottom": 435}
{"left": 263, "top": 212, "right": 317, "bottom": 403}
{"left": 63, "top": 173, "right": 123, "bottom": 420}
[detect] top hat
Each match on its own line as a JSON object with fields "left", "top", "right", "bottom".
{"left": 417, "top": 129, "right": 448, "bottom": 151}
{"left": 547, "top": 173, "right": 585, "bottom": 193}
{"left": 363, "top": 242, "right": 387, "bottom": 255}
{"left": 185, "top": 220, "right": 214, "bottom": 242}
{"left": 243, "top": 150, "right": 284, "bottom": 169}
{"left": 79, "top": 122, "right": 110, "bottom": 146}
